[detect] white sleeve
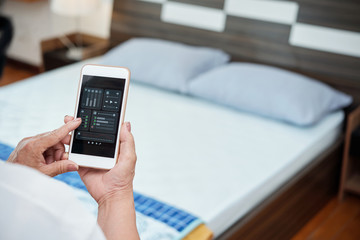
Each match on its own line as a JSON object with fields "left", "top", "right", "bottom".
{"left": 0, "top": 162, "right": 106, "bottom": 240}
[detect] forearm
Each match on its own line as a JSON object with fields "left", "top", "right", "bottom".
{"left": 97, "top": 190, "right": 139, "bottom": 240}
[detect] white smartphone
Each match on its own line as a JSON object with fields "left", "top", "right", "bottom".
{"left": 69, "top": 64, "right": 130, "bottom": 169}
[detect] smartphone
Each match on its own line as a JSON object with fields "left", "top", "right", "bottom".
{"left": 69, "top": 64, "right": 130, "bottom": 169}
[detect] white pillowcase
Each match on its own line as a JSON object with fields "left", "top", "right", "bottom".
{"left": 188, "top": 63, "right": 352, "bottom": 126}
{"left": 101, "top": 38, "right": 230, "bottom": 93}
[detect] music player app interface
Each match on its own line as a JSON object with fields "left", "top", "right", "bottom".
{"left": 71, "top": 75, "right": 125, "bottom": 158}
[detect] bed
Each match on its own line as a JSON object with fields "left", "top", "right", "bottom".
{"left": 1, "top": 0, "right": 360, "bottom": 239}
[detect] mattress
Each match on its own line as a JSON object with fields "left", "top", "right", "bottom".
{"left": 0, "top": 58, "right": 343, "bottom": 237}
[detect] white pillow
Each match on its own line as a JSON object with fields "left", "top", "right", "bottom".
{"left": 188, "top": 63, "right": 353, "bottom": 126}
{"left": 101, "top": 38, "right": 230, "bottom": 93}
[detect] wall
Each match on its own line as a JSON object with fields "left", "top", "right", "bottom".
{"left": 0, "top": 0, "right": 113, "bottom": 66}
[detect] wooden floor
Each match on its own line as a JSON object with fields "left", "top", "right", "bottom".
{"left": 292, "top": 195, "right": 360, "bottom": 240}
{"left": 2, "top": 62, "right": 360, "bottom": 240}
{"left": 0, "top": 61, "right": 38, "bottom": 86}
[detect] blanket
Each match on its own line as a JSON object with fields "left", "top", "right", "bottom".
{"left": 0, "top": 142, "right": 202, "bottom": 240}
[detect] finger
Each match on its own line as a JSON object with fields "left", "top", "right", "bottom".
{"left": 44, "top": 142, "right": 65, "bottom": 163}
{"left": 41, "top": 160, "right": 79, "bottom": 177}
{"left": 52, "top": 142, "right": 65, "bottom": 151}
{"left": 32, "top": 131, "right": 50, "bottom": 141}
{"left": 64, "top": 115, "right": 74, "bottom": 124}
{"left": 78, "top": 166, "right": 90, "bottom": 176}
{"left": 61, "top": 152, "right": 69, "bottom": 160}
{"left": 38, "top": 118, "right": 81, "bottom": 150}
{"left": 119, "top": 122, "right": 135, "bottom": 157}
{"left": 78, "top": 166, "right": 104, "bottom": 176}
{"left": 61, "top": 134, "right": 71, "bottom": 145}
{"left": 44, "top": 148, "right": 55, "bottom": 164}
{"left": 54, "top": 149, "right": 64, "bottom": 161}
{"left": 51, "top": 141, "right": 65, "bottom": 151}
{"left": 116, "top": 122, "right": 136, "bottom": 166}
{"left": 62, "top": 116, "right": 75, "bottom": 145}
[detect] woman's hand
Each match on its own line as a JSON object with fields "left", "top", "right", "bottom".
{"left": 64, "top": 116, "right": 139, "bottom": 240}
{"left": 7, "top": 118, "right": 82, "bottom": 177}
{"left": 63, "top": 116, "right": 137, "bottom": 203}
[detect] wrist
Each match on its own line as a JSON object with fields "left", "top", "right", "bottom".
{"left": 97, "top": 186, "right": 134, "bottom": 208}
{"left": 97, "top": 186, "right": 139, "bottom": 240}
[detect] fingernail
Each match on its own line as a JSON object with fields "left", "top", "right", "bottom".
{"left": 62, "top": 152, "right": 69, "bottom": 160}
{"left": 74, "top": 118, "right": 82, "bottom": 122}
{"left": 64, "top": 115, "right": 68, "bottom": 118}
{"left": 126, "top": 122, "right": 131, "bottom": 132}
{"left": 67, "top": 164, "right": 78, "bottom": 172}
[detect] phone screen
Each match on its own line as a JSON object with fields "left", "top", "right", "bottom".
{"left": 71, "top": 75, "right": 125, "bottom": 158}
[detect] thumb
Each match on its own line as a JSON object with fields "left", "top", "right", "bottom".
{"left": 39, "top": 118, "right": 82, "bottom": 150}
{"left": 41, "top": 160, "right": 79, "bottom": 177}
{"left": 118, "top": 122, "right": 135, "bottom": 159}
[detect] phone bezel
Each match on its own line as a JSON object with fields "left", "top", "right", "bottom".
{"left": 68, "top": 64, "right": 130, "bottom": 169}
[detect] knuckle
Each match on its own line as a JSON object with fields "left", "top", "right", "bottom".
{"left": 129, "top": 134, "right": 135, "bottom": 143}
{"left": 124, "top": 151, "right": 134, "bottom": 160}
{"left": 19, "top": 137, "right": 31, "bottom": 147}
{"left": 50, "top": 129, "right": 62, "bottom": 142}
{"left": 124, "top": 152, "right": 137, "bottom": 164}
{"left": 59, "top": 164, "right": 65, "bottom": 174}
{"left": 39, "top": 166, "right": 49, "bottom": 175}
{"left": 23, "top": 140, "right": 34, "bottom": 151}
{"left": 40, "top": 166, "right": 55, "bottom": 177}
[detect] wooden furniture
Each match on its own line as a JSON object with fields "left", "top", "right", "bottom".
{"left": 339, "top": 106, "right": 360, "bottom": 200}
{"left": 40, "top": 33, "right": 109, "bottom": 71}
{"left": 218, "top": 140, "right": 343, "bottom": 240}
{"left": 109, "top": 0, "right": 360, "bottom": 239}
{"left": 184, "top": 224, "right": 213, "bottom": 240}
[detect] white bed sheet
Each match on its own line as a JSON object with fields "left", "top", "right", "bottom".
{"left": 0, "top": 59, "right": 343, "bottom": 237}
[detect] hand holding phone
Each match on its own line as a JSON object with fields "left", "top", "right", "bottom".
{"left": 65, "top": 116, "right": 139, "bottom": 240}
{"left": 69, "top": 64, "right": 130, "bottom": 169}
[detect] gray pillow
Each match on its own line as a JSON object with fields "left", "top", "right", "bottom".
{"left": 188, "top": 63, "right": 352, "bottom": 126}
{"left": 101, "top": 38, "right": 230, "bottom": 93}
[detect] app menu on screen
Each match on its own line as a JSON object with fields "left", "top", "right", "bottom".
{"left": 76, "top": 87, "right": 122, "bottom": 144}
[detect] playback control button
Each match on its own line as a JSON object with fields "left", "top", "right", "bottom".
{"left": 102, "top": 89, "right": 122, "bottom": 111}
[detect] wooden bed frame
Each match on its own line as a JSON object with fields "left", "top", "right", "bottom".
{"left": 109, "top": 0, "right": 360, "bottom": 239}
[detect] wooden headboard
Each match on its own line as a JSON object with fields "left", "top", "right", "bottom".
{"left": 110, "top": 0, "right": 360, "bottom": 101}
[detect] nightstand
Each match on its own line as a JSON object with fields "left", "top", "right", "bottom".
{"left": 40, "top": 33, "right": 109, "bottom": 71}
{"left": 339, "top": 105, "right": 360, "bottom": 200}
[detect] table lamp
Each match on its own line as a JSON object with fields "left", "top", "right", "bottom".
{"left": 50, "top": 0, "right": 100, "bottom": 60}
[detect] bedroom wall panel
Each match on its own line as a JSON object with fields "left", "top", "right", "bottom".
{"left": 112, "top": 0, "right": 360, "bottom": 102}
{"left": 171, "top": 0, "right": 224, "bottom": 9}
{"left": 225, "top": 0, "right": 299, "bottom": 25}
{"left": 161, "top": 2, "right": 226, "bottom": 32}
{"left": 290, "top": 23, "right": 360, "bottom": 58}
{"left": 141, "top": 0, "right": 166, "bottom": 3}
{"left": 133, "top": 0, "right": 360, "bottom": 59}
{"left": 114, "top": 0, "right": 162, "bottom": 18}
{"left": 296, "top": 0, "right": 360, "bottom": 32}
{"left": 225, "top": 17, "right": 291, "bottom": 44}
